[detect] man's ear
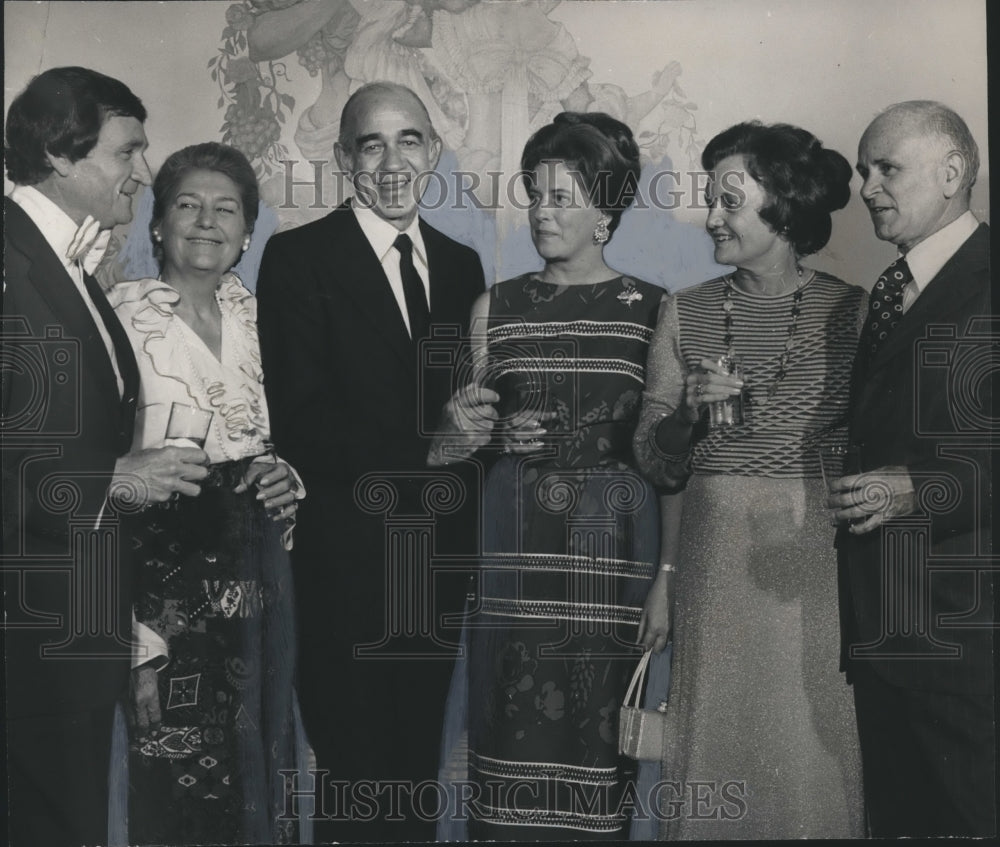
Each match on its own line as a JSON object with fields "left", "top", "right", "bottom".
{"left": 941, "top": 150, "right": 966, "bottom": 199}
{"left": 427, "top": 134, "right": 442, "bottom": 172}
{"left": 333, "top": 141, "right": 353, "bottom": 175}
{"left": 45, "top": 151, "right": 74, "bottom": 178}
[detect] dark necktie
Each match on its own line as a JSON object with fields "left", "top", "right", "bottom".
{"left": 393, "top": 234, "right": 430, "bottom": 341}
{"left": 864, "top": 257, "right": 912, "bottom": 357}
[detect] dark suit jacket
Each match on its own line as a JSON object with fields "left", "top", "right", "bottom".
{"left": 839, "top": 222, "right": 993, "bottom": 694}
{"left": 2, "top": 197, "right": 139, "bottom": 717}
{"left": 256, "top": 203, "right": 485, "bottom": 676}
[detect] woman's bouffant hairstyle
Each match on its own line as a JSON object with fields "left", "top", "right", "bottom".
{"left": 521, "top": 111, "right": 641, "bottom": 238}
{"left": 150, "top": 142, "right": 259, "bottom": 266}
{"left": 4, "top": 66, "right": 147, "bottom": 186}
{"left": 702, "top": 121, "right": 852, "bottom": 256}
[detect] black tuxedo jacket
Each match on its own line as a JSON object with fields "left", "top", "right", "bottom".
{"left": 256, "top": 203, "right": 485, "bottom": 660}
{"left": 838, "top": 222, "right": 993, "bottom": 694}
{"left": 2, "top": 197, "right": 139, "bottom": 717}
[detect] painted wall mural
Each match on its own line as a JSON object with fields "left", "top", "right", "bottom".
{"left": 195, "top": 0, "right": 714, "bottom": 289}
{"left": 6, "top": 0, "right": 987, "bottom": 297}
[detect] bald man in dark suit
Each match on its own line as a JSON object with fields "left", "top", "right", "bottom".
{"left": 831, "top": 100, "right": 994, "bottom": 837}
{"left": 257, "top": 82, "right": 485, "bottom": 841}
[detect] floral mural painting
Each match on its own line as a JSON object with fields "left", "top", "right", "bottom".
{"left": 211, "top": 1, "right": 702, "bottom": 197}
{"left": 206, "top": 0, "right": 712, "bottom": 285}
{"left": 210, "top": 2, "right": 297, "bottom": 177}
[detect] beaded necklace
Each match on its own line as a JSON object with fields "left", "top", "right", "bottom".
{"left": 722, "top": 268, "right": 812, "bottom": 403}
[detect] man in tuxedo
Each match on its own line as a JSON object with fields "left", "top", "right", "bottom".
{"left": 3, "top": 67, "right": 210, "bottom": 846}
{"left": 830, "top": 101, "right": 994, "bottom": 836}
{"left": 256, "top": 81, "right": 485, "bottom": 841}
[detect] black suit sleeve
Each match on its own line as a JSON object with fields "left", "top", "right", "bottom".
{"left": 906, "top": 281, "right": 992, "bottom": 539}
{"left": 256, "top": 233, "right": 352, "bottom": 486}
{"left": 1, "top": 251, "right": 120, "bottom": 540}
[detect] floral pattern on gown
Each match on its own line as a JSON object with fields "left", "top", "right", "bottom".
{"left": 465, "top": 274, "right": 662, "bottom": 840}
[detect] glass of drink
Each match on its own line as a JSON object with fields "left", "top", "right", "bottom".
{"left": 708, "top": 354, "right": 745, "bottom": 428}
{"left": 165, "top": 402, "right": 213, "bottom": 449}
{"left": 819, "top": 445, "right": 848, "bottom": 491}
{"left": 819, "top": 443, "right": 862, "bottom": 524}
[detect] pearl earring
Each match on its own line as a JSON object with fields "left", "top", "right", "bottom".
{"left": 152, "top": 230, "right": 162, "bottom": 242}
{"left": 242, "top": 236, "right": 251, "bottom": 251}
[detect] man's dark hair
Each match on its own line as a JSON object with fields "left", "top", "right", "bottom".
{"left": 4, "top": 66, "right": 147, "bottom": 185}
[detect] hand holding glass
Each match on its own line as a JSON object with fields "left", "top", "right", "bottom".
{"left": 819, "top": 444, "right": 861, "bottom": 524}
{"left": 708, "top": 355, "right": 744, "bottom": 428}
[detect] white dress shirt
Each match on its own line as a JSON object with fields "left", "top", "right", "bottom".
{"left": 900, "top": 210, "right": 980, "bottom": 314}
{"left": 8, "top": 184, "right": 123, "bottom": 395}
{"left": 351, "top": 200, "right": 430, "bottom": 337}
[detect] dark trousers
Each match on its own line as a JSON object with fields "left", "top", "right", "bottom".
{"left": 852, "top": 666, "right": 996, "bottom": 837}
{"left": 7, "top": 706, "right": 116, "bottom": 847}
{"left": 298, "top": 651, "right": 456, "bottom": 844}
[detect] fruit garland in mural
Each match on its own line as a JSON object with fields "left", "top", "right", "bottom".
{"left": 208, "top": 2, "right": 294, "bottom": 177}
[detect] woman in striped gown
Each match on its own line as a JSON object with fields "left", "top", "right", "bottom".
{"left": 633, "top": 121, "right": 866, "bottom": 839}
{"left": 431, "top": 112, "right": 673, "bottom": 840}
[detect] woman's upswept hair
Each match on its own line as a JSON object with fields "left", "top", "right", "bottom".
{"left": 521, "top": 111, "right": 642, "bottom": 238}
{"left": 703, "top": 121, "right": 852, "bottom": 256}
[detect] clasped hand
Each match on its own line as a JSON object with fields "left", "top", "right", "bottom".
{"left": 826, "top": 465, "right": 916, "bottom": 534}
{"left": 234, "top": 459, "right": 300, "bottom": 523}
{"left": 680, "top": 358, "right": 743, "bottom": 424}
{"left": 129, "top": 664, "right": 161, "bottom": 734}
{"left": 501, "top": 404, "right": 558, "bottom": 456}
{"left": 428, "top": 383, "right": 501, "bottom": 465}
{"left": 111, "top": 447, "right": 299, "bottom": 523}
{"left": 638, "top": 568, "right": 672, "bottom": 654}
{"left": 111, "top": 445, "right": 210, "bottom": 506}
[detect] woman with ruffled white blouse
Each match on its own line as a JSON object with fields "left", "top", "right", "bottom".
{"left": 110, "top": 142, "right": 301, "bottom": 846}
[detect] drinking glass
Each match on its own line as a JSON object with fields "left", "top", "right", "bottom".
{"left": 495, "top": 371, "right": 548, "bottom": 445}
{"left": 708, "top": 354, "right": 745, "bottom": 429}
{"left": 819, "top": 444, "right": 862, "bottom": 524}
{"left": 165, "top": 402, "right": 213, "bottom": 449}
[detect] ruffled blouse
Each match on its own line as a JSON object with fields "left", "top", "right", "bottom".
{"left": 110, "top": 273, "right": 273, "bottom": 463}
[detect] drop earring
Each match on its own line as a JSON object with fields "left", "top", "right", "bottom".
{"left": 242, "top": 236, "right": 251, "bottom": 251}
{"left": 152, "top": 229, "right": 162, "bottom": 242}
{"left": 593, "top": 218, "right": 610, "bottom": 245}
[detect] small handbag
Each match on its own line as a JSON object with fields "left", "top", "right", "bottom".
{"left": 618, "top": 649, "right": 666, "bottom": 761}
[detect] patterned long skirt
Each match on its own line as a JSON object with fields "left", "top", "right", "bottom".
{"left": 126, "top": 460, "right": 298, "bottom": 846}
{"left": 466, "top": 458, "right": 658, "bottom": 840}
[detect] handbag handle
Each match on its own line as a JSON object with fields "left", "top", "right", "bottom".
{"left": 623, "top": 649, "right": 652, "bottom": 709}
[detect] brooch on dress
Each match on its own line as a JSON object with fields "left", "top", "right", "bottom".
{"left": 617, "top": 282, "right": 643, "bottom": 307}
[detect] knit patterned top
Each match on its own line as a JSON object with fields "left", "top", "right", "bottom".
{"left": 635, "top": 271, "right": 865, "bottom": 481}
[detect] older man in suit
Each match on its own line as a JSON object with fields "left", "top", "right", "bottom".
{"left": 830, "top": 100, "right": 994, "bottom": 836}
{"left": 256, "top": 81, "right": 486, "bottom": 841}
{"left": 3, "top": 67, "right": 209, "bottom": 846}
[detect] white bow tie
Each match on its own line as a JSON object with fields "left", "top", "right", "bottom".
{"left": 65, "top": 215, "right": 112, "bottom": 275}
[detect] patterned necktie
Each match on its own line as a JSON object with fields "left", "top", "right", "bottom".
{"left": 865, "top": 257, "right": 912, "bottom": 356}
{"left": 393, "top": 234, "right": 430, "bottom": 342}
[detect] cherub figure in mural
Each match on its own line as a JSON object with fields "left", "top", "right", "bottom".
{"left": 425, "top": 0, "right": 696, "bottom": 239}
{"left": 244, "top": 0, "right": 471, "bottom": 214}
